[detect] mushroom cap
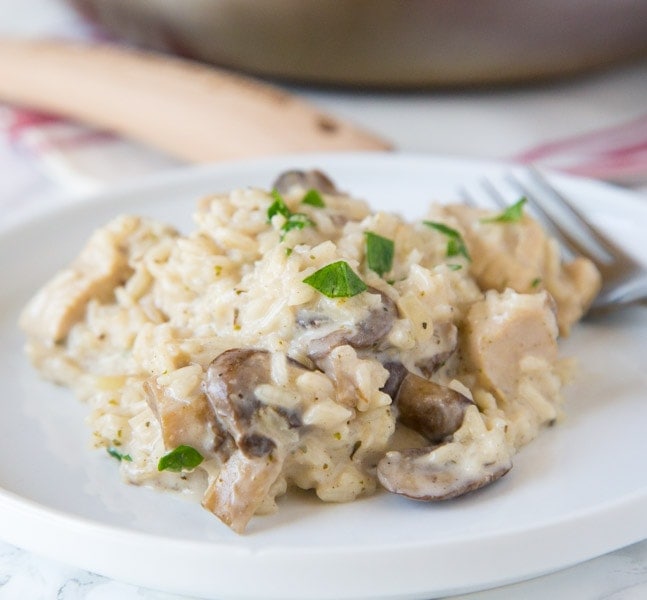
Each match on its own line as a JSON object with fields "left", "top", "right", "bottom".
{"left": 272, "top": 169, "right": 339, "bottom": 195}
{"left": 395, "top": 373, "right": 474, "bottom": 444}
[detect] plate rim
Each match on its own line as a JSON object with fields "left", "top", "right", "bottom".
{"left": 3, "top": 150, "right": 647, "bottom": 234}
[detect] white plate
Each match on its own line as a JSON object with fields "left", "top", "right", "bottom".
{"left": 1, "top": 153, "right": 646, "bottom": 600}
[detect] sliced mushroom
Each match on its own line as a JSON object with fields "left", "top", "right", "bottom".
{"left": 303, "top": 287, "right": 398, "bottom": 364}
{"left": 377, "top": 364, "right": 511, "bottom": 501}
{"left": 272, "top": 169, "right": 338, "bottom": 195}
{"left": 395, "top": 372, "right": 473, "bottom": 443}
{"left": 377, "top": 441, "right": 512, "bottom": 501}
{"left": 347, "top": 288, "right": 398, "bottom": 348}
{"left": 202, "top": 348, "right": 304, "bottom": 532}
{"left": 204, "top": 348, "right": 272, "bottom": 445}
{"left": 380, "top": 361, "right": 473, "bottom": 443}
{"left": 296, "top": 310, "right": 331, "bottom": 329}
{"left": 380, "top": 361, "right": 409, "bottom": 399}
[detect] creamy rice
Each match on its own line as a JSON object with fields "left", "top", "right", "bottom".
{"left": 20, "top": 170, "right": 601, "bottom": 533}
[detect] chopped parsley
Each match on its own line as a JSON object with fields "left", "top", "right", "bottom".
{"left": 282, "top": 213, "right": 315, "bottom": 237}
{"left": 158, "top": 445, "right": 204, "bottom": 472}
{"left": 423, "top": 221, "right": 471, "bottom": 261}
{"left": 481, "top": 197, "right": 527, "bottom": 223}
{"left": 365, "top": 231, "right": 394, "bottom": 277}
{"left": 267, "top": 190, "right": 291, "bottom": 220}
{"left": 301, "top": 188, "right": 326, "bottom": 208}
{"left": 107, "top": 447, "right": 132, "bottom": 462}
{"left": 303, "top": 260, "right": 367, "bottom": 298}
{"left": 531, "top": 277, "right": 542, "bottom": 288}
{"left": 267, "top": 189, "right": 315, "bottom": 240}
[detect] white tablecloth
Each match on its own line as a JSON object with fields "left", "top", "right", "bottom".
{"left": 1, "top": 1, "right": 646, "bottom": 599}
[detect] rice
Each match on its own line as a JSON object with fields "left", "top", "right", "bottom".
{"left": 19, "top": 170, "right": 601, "bottom": 533}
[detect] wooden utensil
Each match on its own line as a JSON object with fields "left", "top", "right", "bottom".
{"left": 0, "top": 38, "right": 390, "bottom": 162}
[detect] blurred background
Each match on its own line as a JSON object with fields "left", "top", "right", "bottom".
{"left": 64, "top": 0, "right": 647, "bottom": 89}
{"left": 1, "top": 0, "right": 647, "bottom": 221}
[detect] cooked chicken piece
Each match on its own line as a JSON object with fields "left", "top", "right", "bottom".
{"left": 439, "top": 204, "right": 601, "bottom": 335}
{"left": 20, "top": 222, "right": 129, "bottom": 342}
{"left": 19, "top": 215, "right": 177, "bottom": 343}
{"left": 202, "top": 449, "right": 284, "bottom": 533}
{"left": 465, "top": 289, "right": 558, "bottom": 402}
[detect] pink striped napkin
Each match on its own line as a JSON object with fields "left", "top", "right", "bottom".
{"left": 512, "top": 114, "right": 647, "bottom": 186}
{"left": 1, "top": 104, "right": 180, "bottom": 192}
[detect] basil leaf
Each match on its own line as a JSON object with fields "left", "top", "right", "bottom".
{"left": 267, "top": 190, "right": 291, "bottom": 221}
{"left": 303, "top": 260, "right": 367, "bottom": 298}
{"left": 107, "top": 447, "right": 132, "bottom": 462}
{"left": 365, "top": 231, "right": 394, "bottom": 277}
{"left": 423, "top": 221, "right": 471, "bottom": 261}
{"left": 481, "top": 197, "right": 527, "bottom": 223}
{"left": 301, "top": 189, "right": 325, "bottom": 208}
{"left": 158, "top": 445, "right": 204, "bottom": 472}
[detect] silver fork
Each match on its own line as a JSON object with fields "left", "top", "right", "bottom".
{"left": 462, "top": 167, "right": 647, "bottom": 315}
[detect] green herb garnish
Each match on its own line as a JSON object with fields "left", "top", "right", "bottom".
{"left": 282, "top": 213, "right": 315, "bottom": 238}
{"left": 365, "top": 231, "right": 394, "bottom": 277}
{"left": 267, "top": 189, "right": 315, "bottom": 240}
{"left": 303, "top": 261, "right": 367, "bottom": 298}
{"left": 481, "top": 197, "right": 527, "bottom": 223}
{"left": 301, "top": 188, "right": 326, "bottom": 208}
{"left": 423, "top": 221, "right": 471, "bottom": 260}
{"left": 530, "top": 277, "right": 542, "bottom": 288}
{"left": 158, "top": 445, "right": 204, "bottom": 472}
{"left": 107, "top": 447, "right": 132, "bottom": 462}
{"left": 267, "top": 190, "right": 291, "bottom": 221}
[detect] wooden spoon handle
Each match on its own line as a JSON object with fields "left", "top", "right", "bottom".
{"left": 0, "top": 38, "right": 390, "bottom": 162}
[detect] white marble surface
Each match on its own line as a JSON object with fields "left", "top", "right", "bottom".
{"left": 1, "top": 2, "right": 646, "bottom": 599}
{"left": 2, "top": 537, "right": 647, "bottom": 600}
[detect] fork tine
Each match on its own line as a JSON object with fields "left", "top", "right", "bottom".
{"left": 459, "top": 180, "right": 508, "bottom": 210}
{"left": 515, "top": 167, "right": 631, "bottom": 264}
{"left": 457, "top": 186, "right": 477, "bottom": 208}
{"left": 503, "top": 173, "right": 585, "bottom": 260}
{"left": 481, "top": 178, "right": 509, "bottom": 210}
